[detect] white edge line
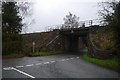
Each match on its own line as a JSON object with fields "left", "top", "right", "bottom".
{"left": 36, "top": 63, "right": 42, "bottom": 65}
{"left": 77, "top": 57, "right": 79, "bottom": 58}
{"left": 60, "top": 59, "right": 66, "bottom": 61}
{"left": 66, "top": 59, "right": 70, "bottom": 60}
{"left": 3, "top": 67, "right": 13, "bottom": 70}
{"left": 12, "top": 67, "right": 35, "bottom": 78}
{"left": 44, "top": 62, "right": 50, "bottom": 64}
{"left": 26, "top": 64, "right": 34, "bottom": 67}
{"left": 51, "top": 61, "right": 55, "bottom": 63}
{"left": 70, "top": 58, "right": 74, "bottom": 59}
{"left": 16, "top": 66, "right": 24, "bottom": 68}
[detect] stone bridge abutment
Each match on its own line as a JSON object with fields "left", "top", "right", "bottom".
{"left": 58, "top": 26, "right": 114, "bottom": 58}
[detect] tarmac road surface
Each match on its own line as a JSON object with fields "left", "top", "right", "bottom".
{"left": 2, "top": 54, "right": 119, "bottom": 78}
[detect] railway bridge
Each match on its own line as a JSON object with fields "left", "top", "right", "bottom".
{"left": 54, "top": 25, "right": 113, "bottom": 59}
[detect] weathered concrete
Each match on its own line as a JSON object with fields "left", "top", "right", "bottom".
{"left": 22, "top": 25, "right": 114, "bottom": 58}
{"left": 3, "top": 54, "right": 119, "bottom": 78}
{"left": 59, "top": 26, "right": 114, "bottom": 59}
{"left": 22, "top": 31, "right": 63, "bottom": 53}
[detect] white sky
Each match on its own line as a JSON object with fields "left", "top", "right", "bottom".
{"left": 22, "top": 0, "right": 106, "bottom": 33}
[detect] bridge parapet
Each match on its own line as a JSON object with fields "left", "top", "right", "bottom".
{"left": 48, "top": 19, "right": 102, "bottom": 31}
{"left": 59, "top": 27, "right": 89, "bottom": 36}
{"left": 54, "top": 25, "right": 106, "bottom": 37}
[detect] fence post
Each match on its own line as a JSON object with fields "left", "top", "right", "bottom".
{"left": 32, "top": 41, "right": 35, "bottom": 53}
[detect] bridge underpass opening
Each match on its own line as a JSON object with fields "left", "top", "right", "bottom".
{"left": 59, "top": 27, "right": 91, "bottom": 54}
{"left": 68, "top": 35, "right": 79, "bottom": 52}
{"left": 64, "top": 35, "right": 88, "bottom": 54}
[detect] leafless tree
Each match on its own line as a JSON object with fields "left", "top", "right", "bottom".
{"left": 63, "top": 12, "right": 79, "bottom": 29}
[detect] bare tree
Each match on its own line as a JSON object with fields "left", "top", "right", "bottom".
{"left": 16, "top": 0, "right": 34, "bottom": 33}
{"left": 98, "top": 0, "right": 120, "bottom": 57}
{"left": 63, "top": 12, "right": 79, "bottom": 29}
{"left": 98, "top": 1, "right": 118, "bottom": 25}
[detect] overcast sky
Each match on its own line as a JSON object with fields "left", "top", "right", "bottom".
{"left": 22, "top": 0, "right": 106, "bottom": 33}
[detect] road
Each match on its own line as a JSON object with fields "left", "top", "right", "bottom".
{"left": 2, "top": 54, "right": 119, "bottom": 78}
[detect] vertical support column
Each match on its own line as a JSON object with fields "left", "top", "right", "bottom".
{"left": 85, "top": 35, "right": 94, "bottom": 56}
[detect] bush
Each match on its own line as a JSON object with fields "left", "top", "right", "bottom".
{"left": 90, "top": 28, "right": 116, "bottom": 50}
{"left": 29, "top": 51, "right": 63, "bottom": 57}
{"left": 2, "top": 34, "right": 23, "bottom": 55}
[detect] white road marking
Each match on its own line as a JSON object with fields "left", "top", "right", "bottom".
{"left": 66, "top": 58, "right": 70, "bottom": 60}
{"left": 16, "top": 66, "right": 24, "bottom": 68}
{"left": 12, "top": 67, "right": 35, "bottom": 78}
{"left": 3, "top": 57, "right": 78, "bottom": 71}
{"left": 36, "top": 63, "right": 42, "bottom": 65}
{"left": 26, "top": 64, "right": 34, "bottom": 67}
{"left": 44, "top": 62, "right": 50, "bottom": 64}
{"left": 50, "top": 61, "right": 55, "bottom": 63}
{"left": 70, "top": 58, "right": 74, "bottom": 59}
{"left": 60, "top": 59, "right": 66, "bottom": 61}
{"left": 3, "top": 67, "right": 13, "bottom": 70}
{"left": 76, "top": 57, "right": 79, "bottom": 58}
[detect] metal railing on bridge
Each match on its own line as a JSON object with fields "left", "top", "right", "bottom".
{"left": 45, "top": 19, "right": 103, "bottom": 31}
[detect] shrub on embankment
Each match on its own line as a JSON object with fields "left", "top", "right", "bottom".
{"left": 90, "top": 27, "right": 118, "bottom": 58}
{"left": 3, "top": 30, "right": 64, "bottom": 58}
{"left": 22, "top": 31, "right": 63, "bottom": 55}
{"left": 2, "top": 34, "right": 23, "bottom": 55}
{"left": 28, "top": 51, "right": 63, "bottom": 57}
{"left": 86, "top": 27, "right": 119, "bottom": 71}
{"left": 90, "top": 27, "right": 116, "bottom": 50}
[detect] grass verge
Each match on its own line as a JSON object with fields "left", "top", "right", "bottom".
{"left": 81, "top": 53, "right": 119, "bottom": 72}
{"left": 2, "top": 53, "right": 25, "bottom": 59}
{"left": 29, "top": 51, "right": 63, "bottom": 57}
{"left": 3, "top": 51, "right": 63, "bottom": 59}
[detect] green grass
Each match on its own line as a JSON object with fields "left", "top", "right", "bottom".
{"left": 3, "top": 51, "right": 63, "bottom": 59}
{"left": 29, "top": 51, "right": 63, "bottom": 57}
{"left": 3, "top": 53, "right": 25, "bottom": 59}
{"left": 81, "top": 54, "right": 119, "bottom": 72}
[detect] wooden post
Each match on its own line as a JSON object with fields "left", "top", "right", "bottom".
{"left": 32, "top": 41, "right": 35, "bottom": 53}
